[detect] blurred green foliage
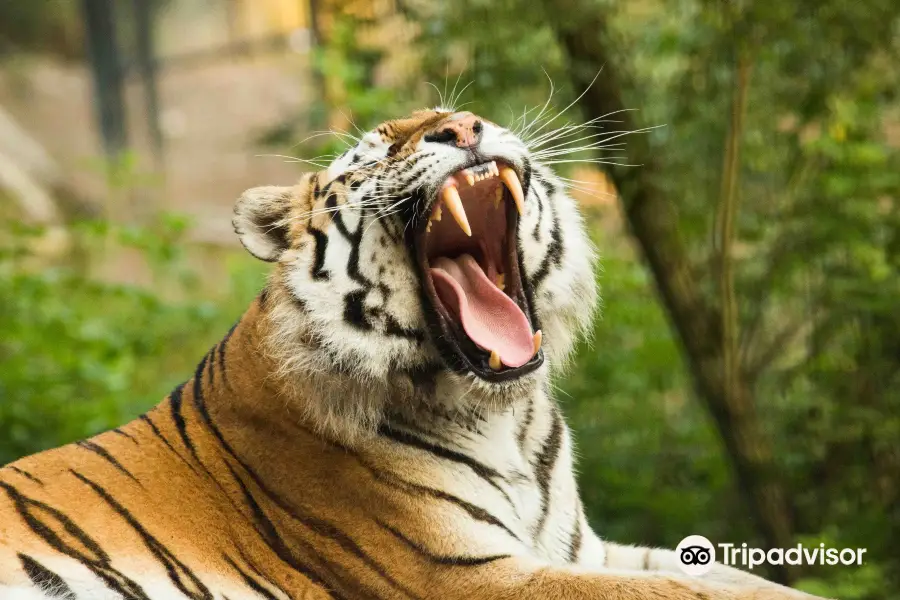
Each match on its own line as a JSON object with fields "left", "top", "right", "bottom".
{"left": 0, "top": 216, "right": 265, "bottom": 464}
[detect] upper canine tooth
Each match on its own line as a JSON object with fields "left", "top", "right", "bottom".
{"left": 442, "top": 186, "right": 471, "bottom": 236}
{"left": 532, "top": 330, "right": 542, "bottom": 355}
{"left": 499, "top": 167, "right": 525, "bottom": 215}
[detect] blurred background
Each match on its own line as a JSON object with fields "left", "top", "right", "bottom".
{"left": 0, "top": 0, "right": 898, "bottom": 597}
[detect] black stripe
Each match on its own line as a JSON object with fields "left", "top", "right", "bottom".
{"left": 169, "top": 381, "right": 200, "bottom": 464}
{"left": 218, "top": 320, "right": 239, "bottom": 393}
{"left": 138, "top": 414, "right": 200, "bottom": 476}
{"left": 344, "top": 227, "right": 370, "bottom": 288}
{"left": 70, "top": 470, "right": 213, "bottom": 600}
{"left": 378, "top": 425, "right": 513, "bottom": 504}
{"left": 516, "top": 397, "right": 535, "bottom": 451}
{"left": 19, "top": 553, "right": 77, "bottom": 600}
{"left": 642, "top": 548, "right": 652, "bottom": 570}
{"left": 365, "top": 462, "right": 520, "bottom": 541}
{"left": 531, "top": 186, "right": 563, "bottom": 291}
{"left": 223, "top": 554, "right": 280, "bottom": 600}
{"left": 383, "top": 315, "right": 425, "bottom": 341}
{"left": 531, "top": 408, "right": 563, "bottom": 538}
{"left": 532, "top": 178, "right": 546, "bottom": 241}
{"left": 0, "top": 480, "right": 150, "bottom": 599}
{"left": 8, "top": 466, "right": 44, "bottom": 486}
{"left": 76, "top": 441, "right": 139, "bottom": 483}
{"left": 379, "top": 520, "right": 510, "bottom": 566}
{"left": 193, "top": 352, "right": 209, "bottom": 416}
{"left": 309, "top": 226, "right": 330, "bottom": 280}
{"left": 113, "top": 428, "right": 138, "bottom": 444}
{"left": 207, "top": 343, "right": 218, "bottom": 385}
{"left": 567, "top": 511, "right": 583, "bottom": 563}
{"left": 343, "top": 290, "right": 373, "bottom": 331}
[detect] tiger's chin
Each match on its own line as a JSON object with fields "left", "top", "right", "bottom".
{"left": 414, "top": 159, "right": 544, "bottom": 383}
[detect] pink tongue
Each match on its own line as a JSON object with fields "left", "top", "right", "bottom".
{"left": 430, "top": 254, "right": 535, "bottom": 368}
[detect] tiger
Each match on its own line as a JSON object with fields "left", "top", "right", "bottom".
{"left": 0, "top": 108, "right": 828, "bottom": 600}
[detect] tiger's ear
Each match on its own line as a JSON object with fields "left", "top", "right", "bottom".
{"left": 233, "top": 185, "right": 296, "bottom": 262}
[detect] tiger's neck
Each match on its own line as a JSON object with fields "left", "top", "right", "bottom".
{"left": 178, "top": 288, "right": 545, "bottom": 453}
{"left": 147, "top": 290, "right": 553, "bottom": 521}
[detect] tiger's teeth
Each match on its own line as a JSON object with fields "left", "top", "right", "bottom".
{"left": 427, "top": 221, "right": 433, "bottom": 233}
{"left": 495, "top": 273, "right": 505, "bottom": 290}
{"left": 433, "top": 204, "right": 442, "bottom": 221}
{"left": 499, "top": 167, "right": 525, "bottom": 215}
{"left": 489, "top": 350, "right": 502, "bottom": 370}
{"left": 532, "top": 330, "right": 542, "bottom": 355}
{"left": 493, "top": 186, "right": 502, "bottom": 209}
{"left": 465, "top": 172, "right": 475, "bottom": 186}
{"left": 442, "top": 186, "right": 471, "bottom": 236}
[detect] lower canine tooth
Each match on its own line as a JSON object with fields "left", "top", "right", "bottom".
{"left": 499, "top": 167, "right": 525, "bottom": 215}
{"left": 496, "top": 274, "right": 505, "bottom": 290}
{"left": 441, "top": 186, "right": 471, "bottom": 236}
{"left": 532, "top": 330, "right": 542, "bottom": 355}
{"left": 433, "top": 205, "right": 442, "bottom": 221}
{"left": 489, "top": 350, "right": 502, "bottom": 371}
{"left": 493, "top": 187, "right": 502, "bottom": 209}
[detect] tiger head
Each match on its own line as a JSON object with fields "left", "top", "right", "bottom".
{"left": 233, "top": 109, "right": 597, "bottom": 437}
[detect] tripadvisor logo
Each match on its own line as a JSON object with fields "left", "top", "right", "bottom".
{"left": 676, "top": 535, "right": 716, "bottom": 576}
{"left": 676, "top": 535, "right": 867, "bottom": 576}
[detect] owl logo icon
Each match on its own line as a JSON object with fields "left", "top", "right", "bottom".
{"left": 676, "top": 535, "right": 715, "bottom": 576}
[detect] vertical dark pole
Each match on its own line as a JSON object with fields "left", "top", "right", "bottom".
{"left": 132, "top": 0, "right": 163, "bottom": 167}
{"left": 81, "top": 0, "right": 128, "bottom": 161}
{"left": 307, "top": 0, "right": 320, "bottom": 49}
{"left": 306, "top": 0, "right": 326, "bottom": 128}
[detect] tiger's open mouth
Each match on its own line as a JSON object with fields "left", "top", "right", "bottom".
{"left": 415, "top": 160, "right": 544, "bottom": 381}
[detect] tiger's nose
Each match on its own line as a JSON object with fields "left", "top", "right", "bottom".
{"left": 432, "top": 113, "right": 483, "bottom": 148}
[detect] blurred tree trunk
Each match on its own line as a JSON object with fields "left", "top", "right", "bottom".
{"left": 81, "top": 0, "right": 128, "bottom": 161}
{"left": 544, "top": 3, "right": 797, "bottom": 584}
